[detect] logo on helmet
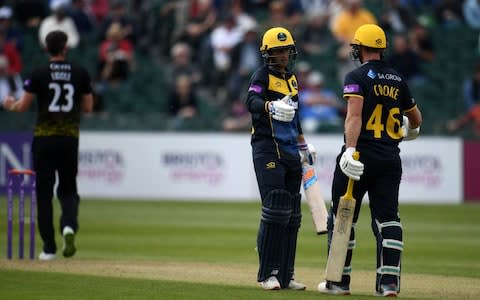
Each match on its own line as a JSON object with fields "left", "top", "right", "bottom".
{"left": 375, "top": 38, "right": 383, "bottom": 46}
{"left": 277, "top": 32, "right": 287, "bottom": 41}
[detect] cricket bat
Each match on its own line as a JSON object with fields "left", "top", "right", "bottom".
{"left": 302, "top": 162, "right": 328, "bottom": 234}
{"left": 325, "top": 152, "right": 359, "bottom": 282}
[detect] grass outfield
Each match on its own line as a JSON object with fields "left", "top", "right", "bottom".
{"left": 0, "top": 199, "right": 479, "bottom": 299}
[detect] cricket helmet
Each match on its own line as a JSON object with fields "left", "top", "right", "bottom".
{"left": 260, "top": 27, "right": 297, "bottom": 64}
{"left": 350, "top": 24, "right": 387, "bottom": 49}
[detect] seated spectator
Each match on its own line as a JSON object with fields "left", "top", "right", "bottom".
{"left": 209, "top": 14, "right": 244, "bottom": 91}
{"left": 331, "top": 0, "right": 377, "bottom": 83}
{"left": 0, "top": 28, "right": 22, "bottom": 76}
{"left": 70, "top": 0, "right": 96, "bottom": 43}
{"left": 14, "top": 0, "right": 47, "bottom": 28}
{"left": 259, "top": 0, "right": 302, "bottom": 37}
{"left": 0, "top": 6, "right": 24, "bottom": 53}
{"left": 409, "top": 22, "right": 435, "bottom": 63}
{"left": 222, "top": 99, "right": 251, "bottom": 132}
{"left": 98, "top": 22, "right": 134, "bottom": 85}
{"left": 167, "top": 74, "right": 199, "bottom": 129}
{"left": 447, "top": 104, "right": 480, "bottom": 137}
{"left": 386, "top": 34, "right": 426, "bottom": 86}
{"left": 98, "top": 0, "right": 138, "bottom": 45}
{"left": 463, "top": 63, "right": 480, "bottom": 109}
{"left": 227, "top": 20, "right": 261, "bottom": 101}
{"left": 0, "top": 55, "right": 22, "bottom": 110}
{"left": 90, "top": 0, "right": 109, "bottom": 25}
{"left": 299, "top": 11, "right": 335, "bottom": 57}
{"left": 176, "top": 0, "right": 217, "bottom": 64}
{"left": 299, "top": 71, "right": 344, "bottom": 133}
{"left": 39, "top": 0, "right": 80, "bottom": 48}
{"left": 164, "top": 42, "right": 202, "bottom": 89}
{"left": 294, "top": 60, "right": 312, "bottom": 91}
{"left": 379, "top": 0, "right": 416, "bottom": 34}
{"left": 463, "top": 0, "right": 480, "bottom": 30}
{"left": 447, "top": 63, "right": 480, "bottom": 136}
{"left": 434, "top": 0, "right": 464, "bottom": 28}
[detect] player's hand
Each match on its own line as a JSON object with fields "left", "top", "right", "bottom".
{"left": 3, "top": 96, "right": 15, "bottom": 111}
{"left": 299, "top": 143, "right": 317, "bottom": 165}
{"left": 402, "top": 115, "right": 420, "bottom": 141}
{"left": 269, "top": 94, "right": 295, "bottom": 122}
{"left": 339, "top": 147, "right": 363, "bottom": 181}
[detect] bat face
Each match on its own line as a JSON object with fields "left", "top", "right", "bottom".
{"left": 336, "top": 204, "right": 354, "bottom": 234}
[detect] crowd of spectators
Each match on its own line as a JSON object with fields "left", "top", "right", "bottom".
{"left": 0, "top": 0, "right": 479, "bottom": 137}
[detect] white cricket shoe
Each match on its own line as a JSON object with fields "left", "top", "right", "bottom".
{"left": 259, "top": 276, "right": 281, "bottom": 290}
{"left": 38, "top": 251, "right": 56, "bottom": 261}
{"left": 287, "top": 279, "right": 307, "bottom": 290}
{"left": 318, "top": 281, "right": 351, "bottom": 295}
{"left": 62, "top": 226, "right": 76, "bottom": 258}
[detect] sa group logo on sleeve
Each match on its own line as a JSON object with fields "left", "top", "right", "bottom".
{"left": 368, "top": 69, "right": 377, "bottom": 79}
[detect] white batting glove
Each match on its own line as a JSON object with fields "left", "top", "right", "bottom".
{"left": 402, "top": 115, "right": 420, "bottom": 141}
{"left": 299, "top": 143, "right": 317, "bottom": 165}
{"left": 269, "top": 94, "right": 295, "bottom": 122}
{"left": 339, "top": 147, "right": 364, "bottom": 181}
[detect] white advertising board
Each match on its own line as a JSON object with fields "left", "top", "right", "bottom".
{"left": 78, "top": 133, "right": 462, "bottom": 203}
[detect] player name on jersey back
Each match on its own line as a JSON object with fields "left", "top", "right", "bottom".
{"left": 50, "top": 63, "right": 71, "bottom": 81}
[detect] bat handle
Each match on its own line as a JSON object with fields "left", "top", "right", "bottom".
{"left": 344, "top": 151, "right": 360, "bottom": 198}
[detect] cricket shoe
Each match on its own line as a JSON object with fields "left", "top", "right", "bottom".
{"left": 318, "top": 281, "right": 351, "bottom": 295}
{"left": 62, "top": 226, "right": 76, "bottom": 258}
{"left": 287, "top": 279, "right": 307, "bottom": 290}
{"left": 375, "top": 284, "right": 398, "bottom": 297}
{"left": 259, "top": 276, "right": 281, "bottom": 290}
{"left": 38, "top": 251, "right": 56, "bottom": 261}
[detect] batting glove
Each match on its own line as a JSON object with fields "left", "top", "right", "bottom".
{"left": 269, "top": 94, "right": 295, "bottom": 122}
{"left": 299, "top": 143, "right": 317, "bottom": 165}
{"left": 339, "top": 147, "right": 364, "bottom": 181}
{"left": 402, "top": 116, "right": 420, "bottom": 141}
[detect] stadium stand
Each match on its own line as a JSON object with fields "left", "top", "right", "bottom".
{"left": 0, "top": 1, "right": 479, "bottom": 137}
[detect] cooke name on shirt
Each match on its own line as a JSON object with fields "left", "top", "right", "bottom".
{"left": 50, "top": 63, "right": 71, "bottom": 81}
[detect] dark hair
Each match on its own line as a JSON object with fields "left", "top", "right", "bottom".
{"left": 45, "top": 30, "right": 68, "bottom": 56}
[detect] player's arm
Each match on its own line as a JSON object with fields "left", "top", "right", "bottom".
{"left": 402, "top": 85, "right": 422, "bottom": 140}
{"left": 339, "top": 95, "right": 364, "bottom": 181}
{"left": 344, "top": 96, "right": 363, "bottom": 148}
{"left": 404, "top": 105, "right": 422, "bottom": 129}
{"left": 246, "top": 71, "right": 269, "bottom": 113}
{"left": 2, "top": 92, "right": 34, "bottom": 112}
{"left": 82, "top": 93, "right": 94, "bottom": 113}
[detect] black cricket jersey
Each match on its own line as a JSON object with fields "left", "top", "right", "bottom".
{"left": 24, "top": 60, "right": 92, "bottom": 137}
{"left": 246, "top": 65, "right": 303, "bottom": 160}
{"left": 342, "top": 60, "right": 416, "bottom": 158}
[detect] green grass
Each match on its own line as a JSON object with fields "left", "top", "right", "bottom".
{"left": 0, "top": 199, "right": 479, "bottom": 299}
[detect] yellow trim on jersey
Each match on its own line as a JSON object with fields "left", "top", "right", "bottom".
{"left": 268, "top": 114, "right": 281, "bottom": 158}
{"left": 403, "top": 104, "right": 417, "bottom": 113}
{"left": 343, "top": 94, "right": 364, "bottom": 100}
{"left": 268, "top": 74, "right": 298, "bottom": 97}
{"left": 264, "top": 101, "right": 271, "bottom": 113}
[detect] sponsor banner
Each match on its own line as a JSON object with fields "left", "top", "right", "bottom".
{"left": 78, "top": 132, "right": 258, "bottom": 200}
{"left": 464, "top": 141, "right": 480, "bottom": 202}
{"left": 398, "top": 138, "right": 462, "bottom": 203}
{"left": 0, "top": 132, "right": 33, "bottom": 194}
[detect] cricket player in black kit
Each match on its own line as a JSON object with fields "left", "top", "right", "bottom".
{"left": 3, "top": 30, "right": 93, "bottom": 260}
{"left": 246, "top": 27, "right": 316, "bottom": 291}
{"left": 318, "top": 24, "right": 422, "bottom": 297}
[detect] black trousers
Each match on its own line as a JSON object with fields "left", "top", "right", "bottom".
{"left": 32, "top": 136, "right": 80, "bottom": 253}
{"left": 253, "top": 153, "right": 302, "bottom": 200}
